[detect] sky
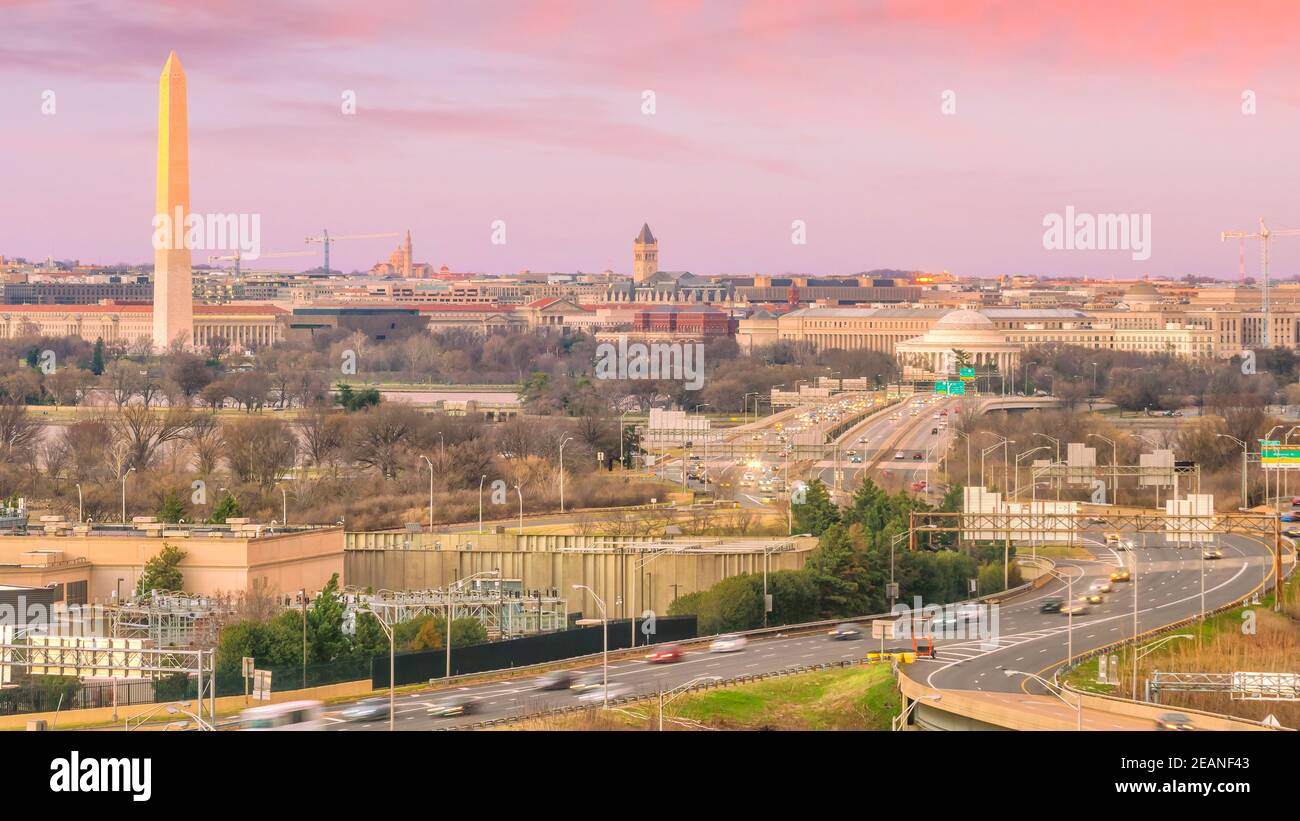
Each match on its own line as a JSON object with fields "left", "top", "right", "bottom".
{"left": 4, "top": 0, "right": 1300, "bottom": 279}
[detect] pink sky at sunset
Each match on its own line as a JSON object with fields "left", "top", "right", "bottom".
{"left": 4, "top": 0, "right": 1300, "bottom": 278}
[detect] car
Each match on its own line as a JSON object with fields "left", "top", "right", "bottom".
{"left": 1079, "top": 593, "right": 1104, "bottom": 605}
{"left": 1281, "top": 512, "right": 1300, "bottom": 523}
{"left": 1202, "top": 547, "right": 1223, "bottom": 560}
{"left": 894, "top": 451, "right": 905, "bottom": 460}
{"left": 570, "top": 672, "right": 605, "bottom": 692}
{"left": 910, "top": 480, "right": 928, "bottom": 491}
{"left": 1155, "top": 712, "right": 1195, "bottom": 731}
{"left": 1103, "top": 531, "right": 1121, "bottom": 544}
{"left": 849, "top": 454, "right": 863, "bottom": 463}
{"left": 930, "top": 427, "right": 939, "bottom": 435}
{"left": 1089, "top": 580, "right": 1113, "bottom": 593}
{"left": 828, "top": 623, "right": 862, "bottom": 640}
{"left": 576, "top": 683, "right": 632, "bottom": 703}
{"left": 533, "top": 670, "right": 575, "bottom": 690}
{"left": 646, "top": 644, "right": 683, "bottom": 663}
{"left": 428, "top": 695, "right": 479, "bottom": 718}
{"left": 1284, "top": 527, "right": 1300, "bottom": 539}
{"left": 1291, "top": 495, "right": 1300, "bottom": 507}
{"left": 339, "top": 697, "right": 392, "bottom": 723}
{"left": 1110, "top": 569, "right": 1131, "bottom": 582}
{"left": 709, "top": 634, "right": 748, "bottom": 653}
{"left": 1059, "top": 602, "right": 1090, "bottom": 615}
{"left": 912, "top": 453, "right": 923, "bottom": 460}
{"left": 1039, "top": 597, "right": 1064, "bottom": 613}
{"left": 239, "top": 700, "right": 325, "bottom": 731}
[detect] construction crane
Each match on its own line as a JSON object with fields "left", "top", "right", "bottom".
{"left": 303, "top": 230, "right": 400, "bottom": 276}
{"left": 1221, "top": 219, "right": 1300, "bottom": 349}
{"left": 206, "top": 250, "right": 313, "bottom": 277}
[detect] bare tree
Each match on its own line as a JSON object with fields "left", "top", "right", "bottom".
{"left": 115, "top": 405, "right": 194, "bottom": 471}
{"left": 0, "top": 399, "right": 42, "bottom": 465}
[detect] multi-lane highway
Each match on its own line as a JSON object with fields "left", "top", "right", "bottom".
{"left": 322, "top": 524, "right": 1284, "bottom": 731}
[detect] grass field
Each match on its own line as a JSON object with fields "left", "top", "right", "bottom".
{"left": 497, "top": 664, "right": 901, "bottom": 731}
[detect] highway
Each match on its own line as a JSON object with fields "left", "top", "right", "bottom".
{"left": 322, "top": 526, "right": 1282, "bottom": 731}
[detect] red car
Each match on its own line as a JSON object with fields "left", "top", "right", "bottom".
{"left": 910, "top": 480, "right": 927, "bottom": 491}
{"left": 646, "top": 644, "right": 683, "bottom": 663}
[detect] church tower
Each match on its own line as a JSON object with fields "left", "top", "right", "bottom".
{"left": 633, "top": 223, "right": 658, "bottom": 282}
{"left": 402, "top": 229, "right": 412, "bottom": 277}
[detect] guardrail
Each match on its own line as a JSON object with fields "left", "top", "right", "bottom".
{"left": 447, "top": 657, "right": 888, "bottom": 730}
{"left": 1052, "top": 538, "right": 1297, "bottom": 730}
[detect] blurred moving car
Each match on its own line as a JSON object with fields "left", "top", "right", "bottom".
{"left": 570, "top": 672, "right": 604, "bottom": 692}
{"left": 533, "top": 670, "right": 575, "bottom": 690}
{"left": 428, "top": 695, "right": 479, "bottom": 718}
{"left": 1284, "top": 527, "right": 1300, "bottom": 539}
{"left": 576, "top": 683, "right": 631, "bottom": 703}
{"left": 1039, "top": 597, "right": 1064, "bottom": 613}
{"left": 894, "top": 451, "right": 905, "bottom": 460}
{"left": 1079, "top": 593, "right": 1104, "bottom": 605}
{"left": 1059, "top": 602, "right": 1090, "bottom": 615}
{"left": 1155, "top": 712, "right": 1195, "bottom": 731}
{"left": 240, "top": 700, "right": 324, "bottom": 731}
{"left": 646, "top": 644, "right": 684, "bottom": 663}
{"left": 1110, "top": 569, "right": 1131, "bottom": 582}
{"left": 709, "top": 634, "right": 748, "bottom": 653}
{"left": 339, "top": 697, "right": 391, "bottom": 723}
{"left": 828, "top": 623, "right": 862, "bottom": 640}
{"left": 1202, "top": 547, "right": 1223, "bottom": 560}
{"left": 912, "top": 453, "right": 923, "bottom": 460}
{"left": 1089, "top": 580, "right": 1113, "bottom": 593}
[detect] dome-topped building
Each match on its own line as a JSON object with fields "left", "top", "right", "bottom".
{"left": 894, "top": 309, "right": 1020, "bottom": 380}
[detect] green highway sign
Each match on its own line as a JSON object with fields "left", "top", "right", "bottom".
{"left": 934, "top": 381, "right": 965, "bottom": 395}
{"left": 959, "top": 367, "right": 976, "bottom": 381}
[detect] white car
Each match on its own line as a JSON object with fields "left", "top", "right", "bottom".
{"left": 709, "top": 634, "right": 748, "bottom": 653}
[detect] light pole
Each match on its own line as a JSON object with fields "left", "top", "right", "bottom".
{"left": 950, "top": 429, "right": 972, "bottom": 487}
{"left": 572, "top": 584, "right": 609, "bottom": 707}
{"left": 1216, "top": 434, "right": 1248, "bottom": 509}
{"left": 76, "top": 483, "right": 83, "bottom": 523}
{"left": 1022, "top": 360, "right": 1037, "bottom": 396}
{"left": 299, "top": 588, "right": 308, "bottom": 689}
{"left": 277, "top": 484, "right": 288, "bottom": 525}
{"left": 1014, "top": 446, "right": 1049, "bottom": 498}
{"left": 558, "top": 435, "right": 572, "bottom": 513}
{"left": 658, "top": 676, "right": 722, "bottom": 730}
{"left": 120, "top": 467, "right": 135, "bottom": 524}
{"left": 619, "top": 410, "right": 631, "bottom": 468}
{"left": 515, "top": 483, "right": 524, "bottom": 533}
{"left": 1002, "top": 669, "right": 1082, "bottom": 731}
{"left": 1131, "top": 634, "right": 1193, "bottom": 701}
{"left": 1090, "top": 362, "right": 1098, "bottom": 395}
{"left": 478, "top": 474, "right": 487, "bottom": 534}
{"left": 1087, "top": 433, "right": 1118, "bottom": 505}
{"left": 420, "top": 455, "right": 434, "bottom": 530}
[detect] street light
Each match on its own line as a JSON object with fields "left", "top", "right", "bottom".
{"left": 478, "top": 474, "right": 487, "bottom": 534}
{"left": 558, "top": 436, "right": 573, "bottom": 513}
{"left": 515, "top": 483, "right": 524, "bottom": 533}
{"left": 572, "top": 584, "right": 609, "bottom": 707}
{"left": 1002, "top": 669, "right": 1082, "bottom": 731}
{"left": 276, "top": 484, "right": 288, "bottom": 526}
{"left": 120, "top": 467, "right": 135, "bottom": 524}
{"left": 1014, "top": 446, "right": 1049, "bottom": 498}
{"left": 1215, "top": 434, "right": 1248, "bottom": 509}
{"left": 658, "top": 676, "right": 722, "bottom": 730}
{"left": 1087, "top": 433, "right": 1118, "bottom": 505}
{"left": 420, "top": 455, "right": 434, "bottom": 531}
{"left": 1131, "top": 634, "right": 1193, "bottom": 701}
{"left": 75, "top": 483, "right": 83, "bottom": 524}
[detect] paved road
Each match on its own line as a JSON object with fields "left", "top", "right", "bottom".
{"left": 320, "top": 527, "right": 1282, "bottom": 731}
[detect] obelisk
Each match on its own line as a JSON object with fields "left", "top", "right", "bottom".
{"left": 153, "top": 50, "right": 193, "bottom": 350}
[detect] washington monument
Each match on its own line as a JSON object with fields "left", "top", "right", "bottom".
{"left": 153, "top": 50, "right": 193, "bottom": 350}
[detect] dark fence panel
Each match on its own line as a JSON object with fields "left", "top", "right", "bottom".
{"left": 372, "top": 616, "right": 697, "bottom": 689}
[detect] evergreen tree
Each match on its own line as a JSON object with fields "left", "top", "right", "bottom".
{"left": 792, "top": 478, "right": 839, "bottom": 536}
{"left": 210, "top": 492, "right": 241, "bottom": 524}
{"left": 157, "top": 489, "right": 186, "bottom": 523}
{"left": 136, "top": 544, "right": 186, "bottom": 596}
{"left": 91, "top": 338, "right": 105, "bottom": 375}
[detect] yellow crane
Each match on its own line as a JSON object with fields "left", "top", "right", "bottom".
{"left": 1221, "top": 219, "right": 1300, "bottom": 348}
{"left": 303, "top": 230, "right": 400, "bottom": 276}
